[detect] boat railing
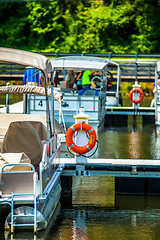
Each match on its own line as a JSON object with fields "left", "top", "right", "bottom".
{"left": 39, "top": 133, "right": 61, "bottom": 196}
{"left": 0, "top": 163, "right": 37, "bottom": 232}
{"left": 41, "top": 133, "right": 60, "bottom": 165}
{"left": 26, "top": 87, "right": 106, "bottom": 129}
{"left": 27, "top": 89, "right": 105, "bottom": 120}
{"left": 0, "top": 163, "right": 36, "bottom": 198}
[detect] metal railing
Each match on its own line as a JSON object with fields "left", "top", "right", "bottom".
{"left": 41, "top": 52, "right": 160, "bottom": 60}
{"left": 39, "top": 133, "right": 61, "bottom": 195}
{"left": 0, "top": 53, "right": 158, "bottom": 82}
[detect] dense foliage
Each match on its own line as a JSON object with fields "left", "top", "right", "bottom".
{"left": 0, "top": 0, "right": 160, "bottom": 53}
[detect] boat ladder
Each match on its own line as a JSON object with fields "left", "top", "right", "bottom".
{"left": 9, "top": 191, "right": 37, "bottom": 233}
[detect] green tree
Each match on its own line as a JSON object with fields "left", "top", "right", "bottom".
{"left": 130, "top": 0, "right": 160, "bottom": 53}
{"left": 0, "top": 2, "right": 30, "bottom": 49}
{"left": 0, "top": 0, "right": 160, "bottom": 53}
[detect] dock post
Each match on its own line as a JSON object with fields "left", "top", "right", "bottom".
{"left": 128, "top": 81, "right": 144, "bottom": 127}
{"left": 133, "top": 81, "right": 140, "bottom": 125}
{"left": 73, "top": 107, "right": 89, "bottom": 172}
{"left": 73, "top": 107, "right": 89, "bottom": 166}
{"left": 132, "top": 81, "right": 141, "bottom": 110}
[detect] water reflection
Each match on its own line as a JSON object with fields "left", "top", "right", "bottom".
{"left": 4, "top": 232, "right": 43, "bottom": 240}
{"left": 98, "top": 125, "right": 155, "bottom": 160}
{"left": 115, "top": 195, "right": 160, "bottom": 210}
{"left": 151, "top": 131, "right": 160, "bottom": 159}
{"left": 73, "top": 209, "right": 87, "bottom": 240}
{"left": 127, "top": 131, "right": 142, "bottom": 159}
{"left": 44, "top": 203, "right": 160, "bottom": 240}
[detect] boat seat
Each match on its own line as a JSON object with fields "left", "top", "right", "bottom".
{"left": 1, "top": 121, "right": 46, "bottom": 171}
{"left": 0, "top": 128, "right": 8, "bottom": 153}
{"left": 0, "top": 152, "right": 32, "bottom": 195}
{"left": 1, "top": 171, "right": 34, "bottom": 195}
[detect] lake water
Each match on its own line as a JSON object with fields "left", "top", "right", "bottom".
{"left": 2, "top": 123, "right": 160, "bottom": 240}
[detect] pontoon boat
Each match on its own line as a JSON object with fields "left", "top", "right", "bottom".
{"left": 25, "top": 56, "right": 121, "bottom": 130}
{"left": 0, "top": 47, "right": 64, "bottom": 233}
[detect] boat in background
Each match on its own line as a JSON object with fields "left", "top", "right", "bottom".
{"left": 49, "top": 56, "right": 121, "bottom": 130}
{"left": 3, "top": 56, "right": 121, "bottom": 131}
{"left": 0, "top": 47, "right": 64, "bottom": 233}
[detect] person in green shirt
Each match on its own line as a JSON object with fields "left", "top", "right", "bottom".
{"left": 82, "top": 70, "right": 92, "bottom": 88}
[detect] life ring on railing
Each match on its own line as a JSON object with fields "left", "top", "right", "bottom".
{"left": 91, "top": 75, "right": 103, "bottom": 90}
{"left": 65, "top": 122, "right": 97, "bottom": 155}
{"left": 128, "top": 88, "right": 144, "bottom": 104}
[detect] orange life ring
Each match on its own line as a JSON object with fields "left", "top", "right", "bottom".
{"left": 65, "top": 122, "right": 97, "bottom": 155}
{"left": 128, "top": 88, "right": 144, "bottom": 104}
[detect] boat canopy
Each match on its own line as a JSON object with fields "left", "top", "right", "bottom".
{"left": 51, "top": 56, "right": 119, "bottom": 71}
{"left": 0, "top": 47, "right": 52, "bottom": 76}
{"left": 0, "top": 85, "right": 63, "bottom": 102}
{"left": 0, "top": 47, "right": 55, "bottom": 137}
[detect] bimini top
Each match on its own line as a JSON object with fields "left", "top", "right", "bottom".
{"left": 0, "top": 47, "right": 52, "bottom": 75}
{"left": 51, "top": 56, "right": 119, "bottom": 71}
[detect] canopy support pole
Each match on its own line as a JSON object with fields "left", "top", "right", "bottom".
{"left": 44, "top": 73, "right": 52, "bottom": 139}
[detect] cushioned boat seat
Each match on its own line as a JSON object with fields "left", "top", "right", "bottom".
{"left": 1, "top": 121, "right": 45, "bottom": 169}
